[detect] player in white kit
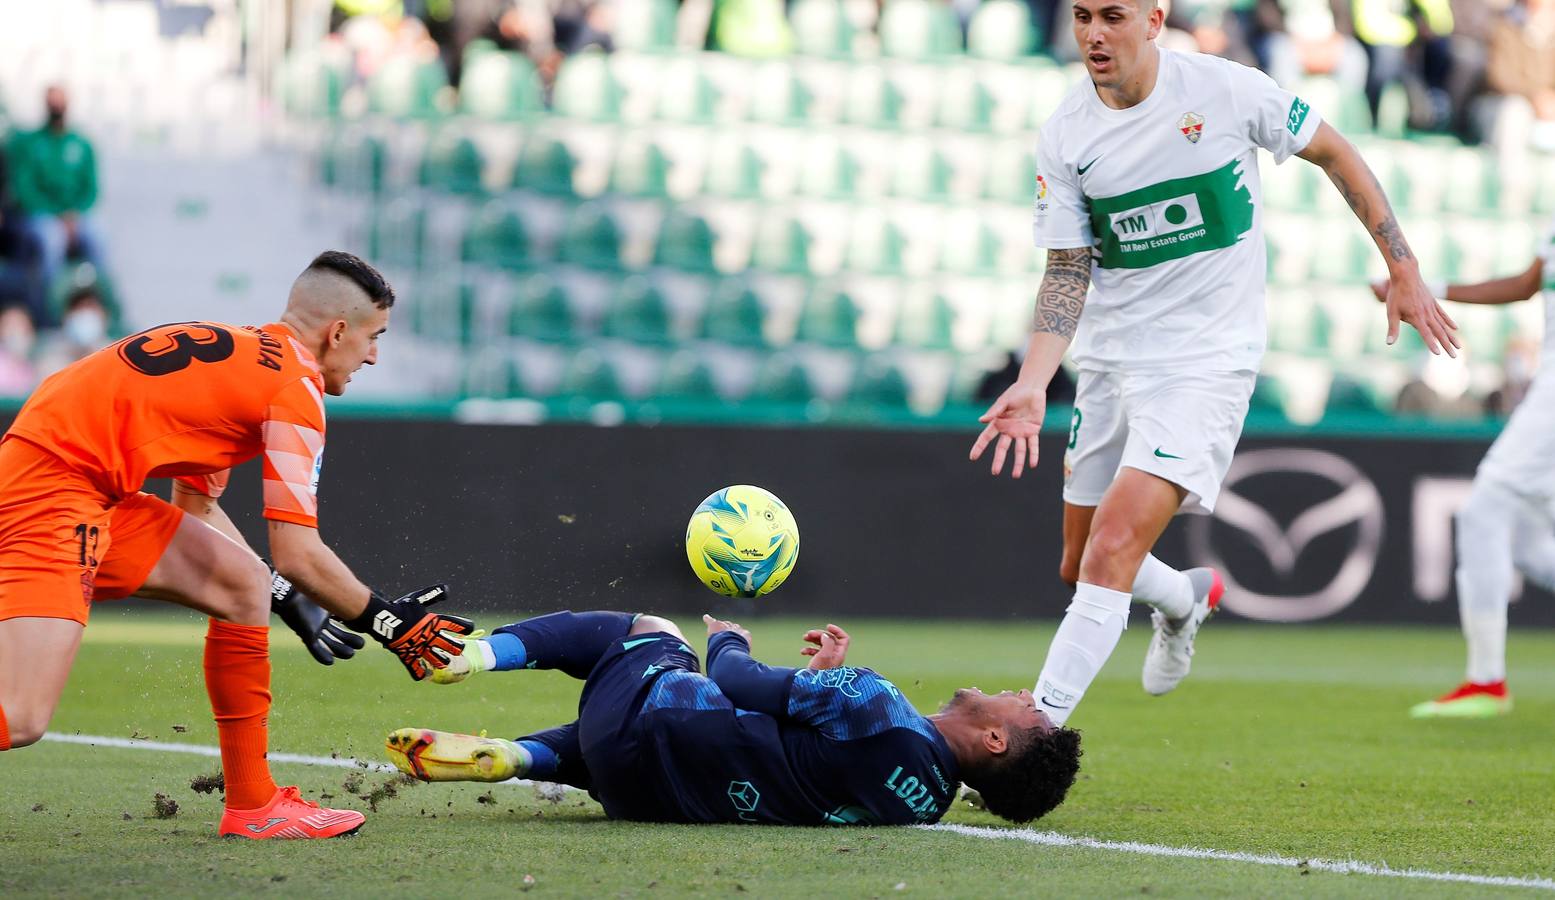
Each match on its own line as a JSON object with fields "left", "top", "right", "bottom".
{"left": 968, "top": 0, "right": 1461, "bottom": 726}
{"left": 1381, "top": 222, "right": 1555, "bottom": 718}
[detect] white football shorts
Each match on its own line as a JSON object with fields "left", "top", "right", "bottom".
{"left": 1477, "top": 369, "right": 1555, "bottom": 516}
{"left": 1061, "top": 368, "right": 1256, "bottom": 515}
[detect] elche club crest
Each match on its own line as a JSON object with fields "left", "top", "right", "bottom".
{"left": 1178, "top": 112, "right": 1204, "bottom": 143}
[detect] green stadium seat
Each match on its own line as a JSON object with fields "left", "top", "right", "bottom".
{"left": 368, "top": 57, "right": 450, "bottom": 119}
{"left": 847, "top": 355, "right": 911, "bottom": 407}
{"left": 939, "top": 217, "right": 1000, "bottom": 275}
{"left": 657, "top": 350, "right": 722, "bottom": 400}
{"left": 702, "top": 135, "right": 764, "bottom": 198}
{"left": 558, "top": 346, "right": 625, "bottom": 400}
{"left": 462, "top": 348, "right": 524, "bottom": 398}
{"left": 878, "top": 0, "right": 963, "bottom": 59}
{"left": 613, "top": 0, "right": 679, "bottom": 51}
{"left": 408, "top": 275, "right": 476, "bottom": 344}
{"left": 458, "top": 51, "right": 543, "bottom": 120}
{"left": 1534, "top": 167, "right": 1555, "bottom": 216}
{"left": 748, "top": 213, "right": 812, "bottom": 274}
{"left": 790, "top": 0, "right": 853, "bottom": 57}
{"left": 609, "top": 137, "right": 672, "bottom": 198}
{"left": 890, "top": 139, "right": 952, "bottom": 201}
{"left": 936, "top": 66, "right": 994, "bottom": 132}
{"left": 895, "top": 289, "right": 955, "bottom": 350}
{"left": 845, "top": 214, "right": 906, "bottom": 276}
{"left": 461, "top": 202, "right": 531, "bottom": 271}
{"left": 748, "top": 61, "right": 812, "bottom": 125}
{"left": 843, "top": 64, "right": 903, "bottom": 127}
{"left": 512, "top": 134, "right": 578, "bottom": 197}
{"left": 967, "top": 0, "right": 1039, "bottom": 60}
{"left": 320, "top": 130, "right": 386, "bottom": 194}
{"left": 557, "top": 203, "right": 624, "bottom": 269}
{"left": 797, "top": 284, "right": 862, "bottom": 346}
{"left": 702, "top": 280, "right": 769, "bottom": 346}
{"left": 1248, "top": 372, "right": 1289, "bottom": 416}
{"left": 749, "top": 353, "right": 816, "bottom": 402}
{"left": 1025, "top": 65, "right": 1072, "bottom": 128}
{"left": 1325, "top": 371, "right": 1391, "bottom": 415}
{"left": 796, "top": 137, "right": 859, "bottom": 199}
{"left": 365, "top": 200, "right": 426, "bottom": 269}
{"left": 1441, "top": 149, "right": 1499, "bottom": 216}
{"left": 419, "top": 131, "right": 485, "bottom": 196}
{"left": 1308, "top": 227, "right": 1372, "bottom": 284}
{"left": 654, "top": 210, "right": 718, "bottom": 274}
{"left": 279, "top": 49, "right": 348, "bottom": 119}
{"left": 507, "top": 273, "right": 576, "bottom": 342}
{"left": 656, "top": 58, "right": 718, "bottom": 123}
{"left": 552, "top": 51, "right": 622, "bottom": 121}
{"left": 983, "top": 139, "right": 1035, "bottom": 201}
{"left": 602, "top": 276, "right": 675, "bottom": 344}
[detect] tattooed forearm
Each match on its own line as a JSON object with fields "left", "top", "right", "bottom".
{"left": 1326, "top": 163, "right": 1413, "bottom": 263}
{"left": 1033, "top": 247, "right": 1092, "bottom": 340}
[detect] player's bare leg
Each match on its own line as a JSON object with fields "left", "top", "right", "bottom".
{"left": 1058, "top": 503, "right": 1095, "bottom": 589}
{"left": 0, "top": 616, "right": 85, "bottom": 749}
{"left": 137, "top": 514, "right": 363, "bottom": 837}
{"left": 1036, "top": 469, "right": 1183, "bottom": 724}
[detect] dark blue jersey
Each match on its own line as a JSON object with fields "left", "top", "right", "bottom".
{"left": 576, "top": 632, "right": 959, "bottom": 826}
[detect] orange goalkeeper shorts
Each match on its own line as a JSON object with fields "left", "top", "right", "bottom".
{"left": 0, "top": 437, "right": 184, "bottom": 625}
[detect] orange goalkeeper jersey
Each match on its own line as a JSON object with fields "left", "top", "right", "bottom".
{"left": 3, "top": 321, "right": 328, "bottom": 527}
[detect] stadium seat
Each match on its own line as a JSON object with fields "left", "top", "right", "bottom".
{"left": 613, "top": 0, "right": 679, "bottom": 51}
{"left": 747, "top": 61, "right": 812, "bottom": 125}
{"left": 609, "top": 137, "right": 672, "bottom": 198}
{"left": 507, "top": 273, "right": 577, "bottom": 342}
{"left": 702, "top": 280, "right": 769, "bottom": 346}
{"left": 1325, "top": 371, "right": 1391, "bottom": 415}
{"left": 654, "top": 210, "right": 719, "bottom": 274}
{"left": 461, "top": 202, "right": 531, "bottom": 271}
{"left": 748, "top": 353, "right": 816, "bottom": 402}
{"left": 936, "top": 66, "right": 995, "bottom": 132}
{"left": 552, "top": 51, "right": 622, "bottom": 121}
{"left": 656, "top": 58, "right": 718, "bottom": 123}
{"left": 983, "top": 139, "right": 1035, "bottom": 201}
{"left": 320, "top": 130, "right": 386, "bottom": 195}
{"left": 895, "top": 288, "right": 955, "bottom": 350}
{"left": 847, "top": 354, "right": 912, "bottom": 407}
{"left": 1025, "top": 64, "right": 1073, "bottom": 128}
{"left": 458, "top": 51, "right": 543, "bottom": 120}
{"left": 843, "top": 64, "right": 903, "bottom": 128}
{"left": 365, "top": 200, "right": 427, "bottom": 269}
{"left": 797, "top": 283, "right": 863, "bottom": 346}
{"left": 790, "top": 0, "right": 853, "bottom": 57}
{"left": 890, "top": 138, "right": 952, "bottom": 201}
{"left": 748, "top": 212, "right": 812, "bottom": 274}
{"left": 844, "top": 213, "right": 906, "bottom": 276}
{"left": 512, "top": 134, "right": 579, "bottom": 197}
{"left": 878, "top": 0, "right": 963, "bottom": 59}
{"left": 656, "top": 349, "right": 723, "bottom": 400}
{"left": 557, "top": 202, "right": 625, "bottom": 269}
{"left": 419, "top": 131, "right": 485, "bottom": 196}
{"left": 409, "top": 274, "right": 476, "bottom": 344}
{"left": 558, "top": 345, "right": 626, "bottom": 400}
{"left": 701, "top": 135, "right": 764, "bottom": 198}
{"left": 796, "top": 136, "right": 859, "bottom": 200}
{"left": 967, "top": 0, "right": 1040, "bottom": 60}
{"left": 368, "top": 57, "right": 450, "bottom": 119}
{"left": 939, "top": 214, "right": 1000, "bottom": 275}
{"left": 279, "top": 49, "right": 348, "bottom": 119}
{"left": 602, "top": 275, "right": 675, "bottom": 344}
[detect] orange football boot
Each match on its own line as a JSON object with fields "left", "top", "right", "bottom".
{"left": 218, "top": 785, "right": 365, "bottom": 839}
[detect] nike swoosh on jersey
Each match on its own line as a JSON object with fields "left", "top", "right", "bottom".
{"left": 1077, "top": 157, "right": 1102, "bottom": 176}
{"left": 1153, "top": 448, "right": 1185, "bottom": 460}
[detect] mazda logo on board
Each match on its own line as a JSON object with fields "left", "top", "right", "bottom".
{"left": 1186, "top": 449, "right": 1384, "bottom": 622}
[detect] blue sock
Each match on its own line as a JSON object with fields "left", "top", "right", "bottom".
{"left": 494, "top": 611, "right": 636, "bottom": 680}
{"left": 517, "top": 739, "right": 560, "bottom": 779}
{"left": 486, "top": 632, "right": 529, "bottom": 671}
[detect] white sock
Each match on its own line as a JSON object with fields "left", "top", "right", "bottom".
{"left": 1131, "top": 554, "right": 1194, "bottom": 620}
{"left": 1456, "top": 484, "right": 1515, "bottom": 684}
{"left": 1034, "top": 582, "right": 1131, "bottom": 726}
{"left": 474, "top": 639, "right": 497, "bottom": 672}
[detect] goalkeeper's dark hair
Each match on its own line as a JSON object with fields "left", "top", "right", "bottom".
{"left": 306, "top": 250, "right": 395, "bottom": 308}
{"left": 961, "top": 725, "right": 1082, "bottom": 824}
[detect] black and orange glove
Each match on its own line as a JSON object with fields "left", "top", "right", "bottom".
{"left": 269, "top": 562, "right": 364, "bottom": 666}
{"left": 346, "top": 584, "right": 473, "bottom": 681}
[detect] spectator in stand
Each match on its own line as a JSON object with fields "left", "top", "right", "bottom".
{"left": 0, "top": 305, "right": 36, "bottom": 395}
{"left": 1256, "top": 0, "right": 1368, "bottom": 92}
{"left": 6, "top": 85, "right": 107, "bottom": 328}
{"left": 1163, "top": 0, "right": 1261, "bottom": 66}
{"left": 0, "top": 135, "right": 36, "bottom": 314}
{"left": 1346, "top": 0, "right": 1456, "bottom": 130}
{"left": 1483, "top": 0, "right": 1555, "bottom": 152}
{"left": 35, "top": 284, "right": 110, "bottom": 379}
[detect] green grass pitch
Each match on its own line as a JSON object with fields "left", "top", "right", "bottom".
{"left": 3, "top": 608, "right": 1554, "bottom": 897}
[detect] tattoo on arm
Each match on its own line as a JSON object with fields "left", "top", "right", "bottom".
{"left": 1034, "top": 248, "right": 1092, "bottom": 340}
{"left": 1327, "top": 166, "right": 1412, "bottom": 263}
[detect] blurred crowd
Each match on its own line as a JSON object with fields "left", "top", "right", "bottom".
{"left": 327, "top": 0, "right": 1555, "bottom": 150}
{"left": 0, "top": 84, "right": 115, "bottom": 396}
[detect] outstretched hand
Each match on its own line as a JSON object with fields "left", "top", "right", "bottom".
{"left": 969, "top": 380, "right": 1046, "bottom": 479}
{"left": 801, "top": 624, "right": 850, "bottom": 670}
{"left": 703, "top": 614, "right": 751, "bottom": 644}
{"left": 1372, "top": 274, "right": 1460, "bottom": 357}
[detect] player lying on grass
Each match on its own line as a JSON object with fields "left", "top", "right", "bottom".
{"left": 0, "top": 251, "right": 471, "bottom": 840}
{"left": 385, "top": 611, "right": 1082, "bottom": 826}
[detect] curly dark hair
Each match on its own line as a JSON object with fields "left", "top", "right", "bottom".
{"left": 962, "top": 725, "right": 1082, "bottom": 824}
{"left": 306, "top": 250, "right": 395, "bottom": 308}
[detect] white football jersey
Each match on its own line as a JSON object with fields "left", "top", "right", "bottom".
{"left": 1541, "top": 216, "right": 1555, "bottom": 362}
{"left": 1033, "top": 48, "right": 1322, "bottom": 373}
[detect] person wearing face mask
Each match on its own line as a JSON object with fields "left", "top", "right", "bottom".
{"left": 5, "top": 84, "right": 109, "bottom": 327}
{"left": 0, "top": 305, "right": 37, "bottom": 395}
{"left": 35, "top": 285, "right": 110, "bottom": 377}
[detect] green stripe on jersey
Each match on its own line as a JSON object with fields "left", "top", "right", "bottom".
{"left": 1086, "top": 160, "right": 1255, "bottom": 269}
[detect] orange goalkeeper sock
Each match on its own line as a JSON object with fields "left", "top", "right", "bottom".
{"left": 204, "top": 618, "right": 277, "bottom": 810}
{"left": 0, "top": 701, "right": 10, "bottom": 751}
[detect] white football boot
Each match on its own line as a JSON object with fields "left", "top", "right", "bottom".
{"left": 1141, "top": 568, "right": 1223, "bottom": 696}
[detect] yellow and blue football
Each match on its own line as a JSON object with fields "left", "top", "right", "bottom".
{"left": 685, "top": 485, "right": 799, "bottom": 598}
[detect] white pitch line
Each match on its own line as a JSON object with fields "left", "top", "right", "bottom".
{"left": 43, "top": 732, "right": 1555, "bottom": 892}
{"left": 927, "top": 824, "right": 1555, "bottom": 893}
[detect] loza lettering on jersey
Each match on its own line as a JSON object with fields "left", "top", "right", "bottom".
{"left": 256, "top": 330, "right": 285, "bottom": 372}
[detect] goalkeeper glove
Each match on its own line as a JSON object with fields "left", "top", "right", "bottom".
{"left": 268, "top": 563, "right": 365, "bottom": 666}
{"left": 346, "top": 584, "right": 474, "bottom": 681}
